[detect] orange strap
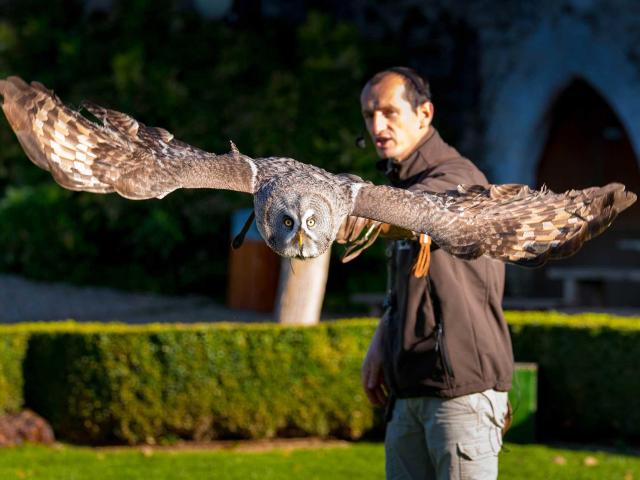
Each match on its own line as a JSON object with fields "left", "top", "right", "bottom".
{"left": 412, "top": 234, "right": 432, "bottom": 278}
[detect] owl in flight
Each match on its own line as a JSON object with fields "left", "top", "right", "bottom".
{"left": 0, "top": 76, "right": 636, "bottom": 266}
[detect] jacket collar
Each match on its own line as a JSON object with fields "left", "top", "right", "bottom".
{"left": 376, "top": 128, "right": 458, "bottom": 187}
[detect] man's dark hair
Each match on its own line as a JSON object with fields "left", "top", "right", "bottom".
{"left": 367, "top": 66, "right": 432, "bottom": 110}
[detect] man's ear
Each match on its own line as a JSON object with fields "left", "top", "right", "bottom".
{"left": 419, "top": 101, "right": 434, "bottom": 129}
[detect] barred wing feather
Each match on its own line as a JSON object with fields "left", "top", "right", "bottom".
{"left": 351, "top": 182, "right": 637, "bottom": 266}
{"left": 0, "top": 76, "right": 257, "bottom": 200}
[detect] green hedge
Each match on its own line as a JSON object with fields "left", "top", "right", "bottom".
{"left": 506, "top": 311, "right": 640, "bottom": 441}
{"left": 0, "top": 328, "right": 29, "bottom": 414}
{"left": 21, "top": 321, "right": 377, "bottom": 444}
{"left": 2, "top": 312, "right": 639, "bottom": 444}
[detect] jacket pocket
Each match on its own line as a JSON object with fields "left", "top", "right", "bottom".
{"left": 392, "top": 326, "right": 452, "bottom": 392}
{"left": 435, "top": 322, "right": 455, "bottom": 380}
{"left": 413, "top": 287, "right": 436, "bottom": 341}
{"left": 395, "top": 344, "right": 446, "bottom": 390}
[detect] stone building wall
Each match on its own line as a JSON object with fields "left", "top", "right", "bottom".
{"left": 340, "top": 0, "right": 640, "bottom": 183}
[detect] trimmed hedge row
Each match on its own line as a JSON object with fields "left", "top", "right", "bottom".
{"left": 20, "top": 321, "right": 377, "bottom": 444}
{"left": 0, "top": 329, "right": 29, "bottom": 414}
{"left": 506, "top": 312, "right": 640, "bottom": 440}
{"left": 1, "top": 312, "right": 639, "bottom": 444}
{"left": 0, "top": 322, "right": 81, "bottom": 415}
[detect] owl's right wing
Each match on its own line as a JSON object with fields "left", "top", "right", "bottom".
{"left": 0, "top": 76, "right": 259, "bottom": 199}
{"left": 349, "top": 182, "right": 636, "bottom": 267}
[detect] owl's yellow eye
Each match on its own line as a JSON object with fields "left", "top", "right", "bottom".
{"left": 306, "top": 217, "right": 316, "bottom": 228}
{"left": 283, "top": 216, "right": 294, "bottom": 228}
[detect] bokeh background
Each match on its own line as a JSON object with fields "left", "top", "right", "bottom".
{"left": 1, "top": 0, "right": 639, "bottom": 315}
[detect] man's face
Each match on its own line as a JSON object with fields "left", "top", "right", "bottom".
{"left": 360, "top": 74, "right": 433, "bottom": 161}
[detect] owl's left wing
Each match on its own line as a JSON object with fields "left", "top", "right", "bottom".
{"left": 349, "top": 182, "right": 636, "bottom": 266}
{"left": 0, "top": 76, "right": 258, "bottom": 199}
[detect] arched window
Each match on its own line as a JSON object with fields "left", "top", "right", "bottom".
{"left": 523, "top": 79, "right": 640, "bottom": 307}
{"left": 536, "top": 79, "right": 640, "bottom": 231}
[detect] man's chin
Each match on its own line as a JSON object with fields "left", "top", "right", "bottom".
{"left": 376, "top": 147, "right": 396, "bottom": 160}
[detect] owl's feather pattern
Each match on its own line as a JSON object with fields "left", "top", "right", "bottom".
{"left": 352, "top": 182, "right": 635, "bottom": 266}
{"left": 0, "top": 76, "right": 257, "bottom": 199}
{"left": 430, "top": 183, "right": 633, "bottom": 266}
{"left": 0, "top": 76, "right": 636, "bottom": 266}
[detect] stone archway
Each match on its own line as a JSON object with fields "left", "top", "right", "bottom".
{"left": 536, "top": 79, "right": 640, "bottom": 231}
{"left": 530, "top": 79, "right": 640, "bottom": 306}
{"left": 484, "top": 17, "right": 640, "bottom": 186}
{"left": 484, "top": 18, "right": 640, "bottom": 306}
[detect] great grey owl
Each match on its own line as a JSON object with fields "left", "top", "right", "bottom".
{"left": 0, "top": 76, "right": 636, "bottom": 266}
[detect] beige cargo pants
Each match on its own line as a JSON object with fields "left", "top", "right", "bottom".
{"left": 385, "top": 389, "right": 509, "bottom": 480}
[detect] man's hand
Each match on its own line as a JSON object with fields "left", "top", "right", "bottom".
{"left": 362, "top": 318, "right": 388, "bottom": 406}
{"left": 362, "top": 343, "right": 387, "bottom": 406}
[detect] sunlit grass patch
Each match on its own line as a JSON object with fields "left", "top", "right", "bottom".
{"left": 0, "top": 442, "right": 638, "bottom": 480}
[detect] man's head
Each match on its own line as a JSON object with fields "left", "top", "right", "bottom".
{"left": 360, "top": 67, "right": 434, "bottom": 162}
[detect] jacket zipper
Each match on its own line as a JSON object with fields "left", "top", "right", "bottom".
{"left": 435, "top": 322, "right": 455, "bottom": 380}
{"left": 428, "top": 275, "right": 455, "bottom": 384}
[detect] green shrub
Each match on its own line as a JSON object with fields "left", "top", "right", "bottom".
{"left": 22, "top": 320, "right": 378, "bottom": 444}
{"left": 507, "top": 311, "right": 640, "bottom": 440}
{"left": 8, "top": 312, "right": 640, "bottom": 444}
{"left": 0, "top": 326, "right": 30, "bottom": 414}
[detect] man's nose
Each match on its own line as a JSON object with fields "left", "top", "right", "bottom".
{"left": 371, "top": 112, "right": 387, "bottom": 134}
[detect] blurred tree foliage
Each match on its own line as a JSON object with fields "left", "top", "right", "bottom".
{"left": 0, "top": 0, "right": 396, "bottom": 302}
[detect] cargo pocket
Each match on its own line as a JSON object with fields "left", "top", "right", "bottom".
{"left": 480, "top": 390, "right": 509, "bottom": 431}
{"left": 457, "top": 439, "right": 499, "bottom": 480}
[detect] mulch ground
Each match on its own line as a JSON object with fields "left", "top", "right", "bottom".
{"left": 94, "top": 437, "right": 352, "bottom": 453}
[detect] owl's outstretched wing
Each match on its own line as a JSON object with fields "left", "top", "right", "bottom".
{"left": 0, "top": 76, "right": 258, "bottom": 199}
{"left": 350, "top": 182, "right": 636, "bottom": 266}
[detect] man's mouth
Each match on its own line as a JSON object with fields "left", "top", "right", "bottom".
{"left": 375, "top": 137, "right": 393, "bottom": 149}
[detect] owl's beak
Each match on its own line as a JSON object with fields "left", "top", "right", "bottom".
{"left": 296, "top": 229, "right": 305, "bottom": 249}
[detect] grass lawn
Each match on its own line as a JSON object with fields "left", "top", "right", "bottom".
{"left": 0, "top": 442, "right": 637, "bottom": 479}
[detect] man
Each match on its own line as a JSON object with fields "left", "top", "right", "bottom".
{"left": 353, "top": 67, "right": 514, "bottom": 480}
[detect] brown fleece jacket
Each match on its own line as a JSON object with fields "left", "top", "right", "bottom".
{"left": 381, "top": 128, "right": 514, "bottom": 398}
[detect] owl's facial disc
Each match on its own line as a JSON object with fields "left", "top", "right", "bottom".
{"left": 256, "top": 185, "right": 335, "bottom": 259}
{"left": 268, "top": 196, "right": 332, "bottom": 258}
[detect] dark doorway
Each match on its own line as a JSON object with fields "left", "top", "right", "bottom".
{"left": 536, "top": 79, "right": 640, "bottom": 227}
{"left": 530, "top": 79, "right": 640, "bottom": 306}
